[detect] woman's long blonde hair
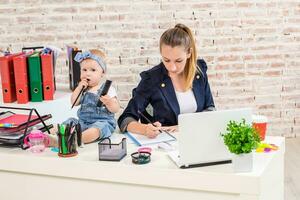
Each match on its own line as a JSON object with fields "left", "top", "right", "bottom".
{"left": 159, "top": 23, "right": 199, "bottom": 90}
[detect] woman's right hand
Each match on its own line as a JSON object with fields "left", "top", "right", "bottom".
{"left": 144, "top": 122, "right": 161, "bottom": 138}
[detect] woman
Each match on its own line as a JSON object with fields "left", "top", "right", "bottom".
{"left": 118, "top": 23, "right": 215, "bottom": 138}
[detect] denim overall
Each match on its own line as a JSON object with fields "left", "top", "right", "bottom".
{"left": 63, "top": 85, "right": 116, "bottom": 140}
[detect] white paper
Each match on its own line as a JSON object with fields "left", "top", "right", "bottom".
{"left": 126, "top": 131, "right": 176, "bottom": 146}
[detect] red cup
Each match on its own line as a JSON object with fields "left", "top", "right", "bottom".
{"left": 252, "top": 115, "right": 268, "bottom": 141}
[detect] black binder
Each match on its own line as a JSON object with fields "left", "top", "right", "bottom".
{"left": 69, "top": 49, "right": 82, "bottom": 91}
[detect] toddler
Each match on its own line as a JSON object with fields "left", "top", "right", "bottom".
{"left": 50, "top": 49, "right": 120, "bottom": 146}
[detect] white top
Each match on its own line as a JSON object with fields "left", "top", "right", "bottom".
{"left": 90, "top": 85, "right": 117, "bottom": 98}
{"left": 175, "top": 89, "right": 197, "bottom": 114}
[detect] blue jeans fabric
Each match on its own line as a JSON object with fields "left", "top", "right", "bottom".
{"left": 63, "top": 86, "right": 116, "bottom": 140}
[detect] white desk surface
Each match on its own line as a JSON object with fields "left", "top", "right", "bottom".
{"left": 0, "top": 135, "right": 284, "bottom": 200}
{"left": 0, "top": 91, "right": 285, "bottom": 200}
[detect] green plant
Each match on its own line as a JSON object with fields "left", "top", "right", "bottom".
{"left": 221, "top": 119, "right": 261, "bottom": 154}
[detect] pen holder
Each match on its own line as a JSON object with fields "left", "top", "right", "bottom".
{"left": 58, "top": 133, "right": 78, "bottom": 157}
{"left": 57, "top": 122, "right": 81, "bottom": 158}
{"left": 98, "top": 137, "right": 127, "bottom": 161}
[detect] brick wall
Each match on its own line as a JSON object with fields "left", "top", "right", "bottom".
{"left": 0, "top": 0, "right": 299, "bottom": 136}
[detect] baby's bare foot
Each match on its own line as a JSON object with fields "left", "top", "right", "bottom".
{"left": 48, "top": 134, "right": 58, "bottom": 147}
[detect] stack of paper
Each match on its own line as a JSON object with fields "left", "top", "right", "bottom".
{"left": 126, "top": 131, "right": 176, "bottom": 146}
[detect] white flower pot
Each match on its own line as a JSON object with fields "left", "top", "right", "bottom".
{"left": 232, "top": 152, "right": 253, "bottom": 173}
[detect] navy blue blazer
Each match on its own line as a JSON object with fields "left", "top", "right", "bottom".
{"left": 118, "top": 59, "right": 215, "bottom": 129}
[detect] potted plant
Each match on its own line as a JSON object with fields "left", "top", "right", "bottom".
{"left": 221, "top": 119, "right": 261, "bottom": 172}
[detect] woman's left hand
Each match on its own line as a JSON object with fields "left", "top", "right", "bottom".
{"left": 161, "top": 125, "right": 178, "bottom": 133}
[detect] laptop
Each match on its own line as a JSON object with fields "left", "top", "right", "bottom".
{"left": 168, "top": 108, "right": 252, "bottom": 168}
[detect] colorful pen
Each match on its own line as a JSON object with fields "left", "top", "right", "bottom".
{"left": 0, "top": 123, "right": 16, "bottom": 128}
{"left": 60, "top": 124, "right": 68, "bottom": 154}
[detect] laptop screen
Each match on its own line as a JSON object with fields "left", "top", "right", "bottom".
{"left": 177, "top": 108, "right": 252, "bottom": 167}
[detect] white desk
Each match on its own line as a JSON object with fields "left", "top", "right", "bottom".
{"left": 0, "top": 91, "right": 285, "bottom": 199}
{"left": 0, "top": 136, "right": 284, "bottom": 200}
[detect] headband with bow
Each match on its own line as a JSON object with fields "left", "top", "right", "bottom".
{"left": 74, "top": 51, "right": 107, "bottom": 73}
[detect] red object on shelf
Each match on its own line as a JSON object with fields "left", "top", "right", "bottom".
{"left": 0, "top": 53, "right": 23, "bottom": 103}
{"left": 13, "top": 54, "right": 30, "bottom": 104}
{"left": 41, "top": 51, "right": 55, "bottom": 100}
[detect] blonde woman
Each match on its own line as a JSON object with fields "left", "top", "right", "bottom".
{"left": 118, "top": 24, "right": 215, "bottom": 138}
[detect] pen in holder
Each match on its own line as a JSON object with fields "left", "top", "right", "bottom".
{"left": 57, "top": 123, "right": 81, "bottom": 157}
